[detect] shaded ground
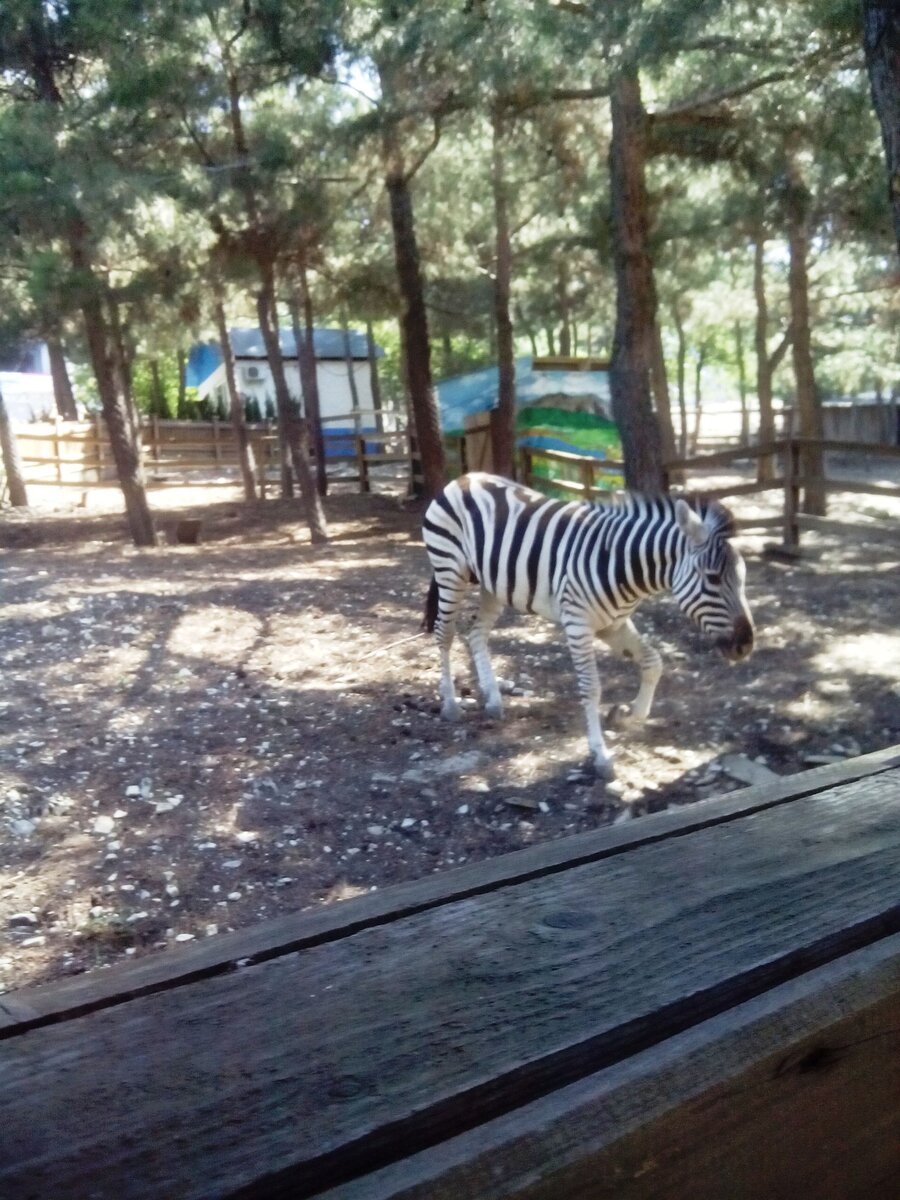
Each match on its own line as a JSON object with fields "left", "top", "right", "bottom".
{"left": 1, "top": 476, "right": 898, "bottom": 993}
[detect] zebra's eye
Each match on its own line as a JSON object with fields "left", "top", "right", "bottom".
{"left": 705, "top": 570, "right": 723, "bottom": 586}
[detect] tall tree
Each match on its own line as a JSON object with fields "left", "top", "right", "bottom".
{"left": 862, "top": 0, "right": 900, "bottom": 256}
{"left": 0, "top": 2, "right": 158, "bottom": 544}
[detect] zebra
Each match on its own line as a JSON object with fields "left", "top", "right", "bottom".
{"left": 422, "top": 472, "right": 754, "bottom": 779}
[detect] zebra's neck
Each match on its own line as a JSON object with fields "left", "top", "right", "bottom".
{"left": 589, "top": 494, "right": 690, "bottom": 600}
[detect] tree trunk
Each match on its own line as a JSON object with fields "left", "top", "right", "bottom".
{"left": 557, "top": 262, "right": 572, "bottom": 358}
{"left": 341, "top": 312, "right": 363, "bottom": 434}
{"left": 69, "top": 225, "right": 156, "bottom": 546}
{"left": 650, "top": 317, "right": 679, "bottom": 479}
{"left": 291, "top": 262, "right": 327, "bottom": 497}
{"left": 214, "top": 292, "right": 257, "bottom": 502}
{"left": 608, "top": 67, "right": 666, "bottom": 492}
{"left": 256, "top": 262, "right": 327, "bottom": 542}
{"left": 292, "top": 267, "right": 328, "bottom": 496}
{"left": 0, "top": 386, "right": 29, "bottom": 507}
{"left": 753, "top": 231, "right": 777, "bottom": 482}
{"left": 384, "top": 159, "right": 445, "bottom": 498}
{"left": 672, "top": 301, "right": 688, "bottom": 459}
{"left": 784, "top": 158, "right": 826, "bottom": 516}
{"left": 692, "top": 346, "right": 706, "bottom": 454}
{"left": 734, "top": 320, "right": 750, "bottom": 445}
{"left": 862, "top": 0, "right": 900, "bottom": 257}
{"left": 176, "top": 349, "right": 187, "bottom": 418}
{"left": 366, "top": 318, "right": 384, "bottom": 435}
{"left": 46, "top": 333, "right": 78, "bottom": 420}
{"left": 545, "top": 326, "right": 556, "bottom": 357}
{"left": 491, "top": 108, "right": 517, "bottom": 479}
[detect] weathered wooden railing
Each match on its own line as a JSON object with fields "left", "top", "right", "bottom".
{"left": 520, "top": 438, "right": 900, "bottom": 551}
{"left": 11, "top": 416, "right": 411, "bottom": 497}
{"left": 1, "top": 747, "right": 899, "bottom": 1198}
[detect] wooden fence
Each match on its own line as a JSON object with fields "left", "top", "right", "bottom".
{"left": 10, "top": 415, "right": 411, "bottom": 495}
{"left": 520, "top": 437, "right": 900, "bottom": 551}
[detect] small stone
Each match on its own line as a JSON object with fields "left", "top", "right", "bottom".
{"left": 366, "top": 825, "right": 385, "bottom": 837}
{"left": 7, "top": 912, "right": 38, "bottom": 929}
{"left": 10, "top": 819, "right": 36, "bottom": 837}
{"left": 456, "top": 804, "right": 469, "bottom": 815}
{"left": 222, "top": 859, "right": 242, "bottom": 869}
{"left": 93, "top": 815, "right": 116, "bottom": 835}
{"left": 20, "top": 936, "right": 46, "bottom": 948}
{"left": 227, "top": 892, "right": 242, "bottom": 901}
{"left": 400, "top": 817, "right": 416, "bottom": 829}
{"left": 174, "top": 932, "right": 195, "bottom": 942}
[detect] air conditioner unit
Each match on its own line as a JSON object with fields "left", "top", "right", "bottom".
{"left": 243, "top": 364, "right": 262, "bottom": 384}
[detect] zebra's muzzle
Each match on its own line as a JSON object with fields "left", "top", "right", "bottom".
{"left": 716, "top": 615, "right": 754, "bottom": 663}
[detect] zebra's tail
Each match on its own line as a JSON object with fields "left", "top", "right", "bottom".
{"left": 423, "top": 575, "right": 439, "bottom": 632}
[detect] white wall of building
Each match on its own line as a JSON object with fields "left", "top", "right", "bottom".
{"left": 201, "top": 358, "right": 379, "bottom": 426}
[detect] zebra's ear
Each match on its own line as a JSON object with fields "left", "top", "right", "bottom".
{"left": 674, "top": 498, "right": 709, "bottom": 547}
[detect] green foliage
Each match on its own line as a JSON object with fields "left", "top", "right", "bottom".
{"left": 0, "top": 0, "right": 894, "bottom": 450}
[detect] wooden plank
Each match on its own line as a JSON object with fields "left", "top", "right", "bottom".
{"left": 1, "top": 768, "right": 899, "bottom": 1199}
{"left": 1, "top": 748, "right": 896, "bottom": 1037}
{"left": 328, "top": 934, "right": 900, "bottom": 1200}
{"left": 791, "top": 437, "right": 900, "bottom": 459}
{"left": 664, "top": 442, "right": 787, "bottom": 472}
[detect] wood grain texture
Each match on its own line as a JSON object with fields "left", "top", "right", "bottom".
{"left": 328, "top": 935, "right": 900, "bottom": 1200}
{"left": 1, "top": 768, "right": 899, "bottom": 1199}
{"left": 2, "top": 747, "right": 897, "bottom": 1038}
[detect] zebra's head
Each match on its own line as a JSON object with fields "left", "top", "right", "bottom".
{"left": 671, "top": 498, "right": 754, "bottom": 663}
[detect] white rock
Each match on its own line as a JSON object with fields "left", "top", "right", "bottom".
{"left": 93, "top": 815, "right": 116, "bottom": 835}
{"left": 456, "top": 804, "right": 469, "bottom": 815}
{"left": 174, "top": 932, "right": 195, "bottom": 942}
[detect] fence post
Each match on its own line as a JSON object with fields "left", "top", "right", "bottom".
{"left": 212, "top": 417, "right": 221, "bottom": 464}
{"left": 783, "top": 437, "right": 800, "bottom": 551}
{"left": 520, "top": 447, "right": 532, "bottom": 488}
{"left": 579, "top": 457, "right": 594, "bottom": 500}
{"left": 356, "top": 433, "right": 370, "bottom": 493}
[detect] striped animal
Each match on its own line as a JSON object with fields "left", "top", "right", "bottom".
{"left": 423, "top": 473, "right": 754, "bottom": 778}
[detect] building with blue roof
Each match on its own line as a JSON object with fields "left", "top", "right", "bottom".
{"left": 185, "top": 328, "right": 385, "bottom": 442}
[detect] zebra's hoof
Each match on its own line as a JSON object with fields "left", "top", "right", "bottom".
{"left": 593, "top": 758, "right": 617, "bottom": 783}
{"left": 606, "top": 703, "right": 634, "bottom": 729}
{"left": 483, "top": 700, "right": 504, "bottom": 721}
{"left": 496, "top": 678, "right": 516, "bottom": 695}
{"left": 440, "top": 702, "right": 462, "bottom": 723}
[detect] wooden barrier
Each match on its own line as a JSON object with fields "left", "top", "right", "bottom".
{"left": 0, "top": 747, "right": 898, "bottom": 1198}
{"left": 11, "top": 418, "right": 411, "bottom": 496}
{"left": 518, "top": 438, "right": 900, "bottom": 551}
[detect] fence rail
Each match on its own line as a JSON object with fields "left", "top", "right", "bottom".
{"left": 11, "top": 417, "right": 411, "bottom": 495}
{"left": 519, "top": 437, "right": 900, "bottom": 551}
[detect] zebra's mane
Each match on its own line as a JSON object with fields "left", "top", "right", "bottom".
{"left": 589, "top": 490, "right": 737, "bottom": 538}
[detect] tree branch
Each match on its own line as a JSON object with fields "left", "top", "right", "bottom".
{"left": 652, "top": 70, "right": 789, "bottom": 121}
{"left": 768, "top": 325, "right": 793, "bottom": 373}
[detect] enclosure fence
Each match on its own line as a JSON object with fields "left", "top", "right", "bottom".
{"left": 9, "top": 414, "right": 411, "bottom": 496}
{"left": 519, "top": 439, "right": 900, "bottom": 552}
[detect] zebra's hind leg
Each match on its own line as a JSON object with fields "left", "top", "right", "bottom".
{"left": 600, "top": 619, "right": 663, "bottom": 726}
{"left": 562, "top": 614, "right": 615, "bottom": 781}
{"left": 468, "top": 589, "right": 505, "bottom": 719}
{"left": 432, "top": 572, "right": 468, "bottom": 721}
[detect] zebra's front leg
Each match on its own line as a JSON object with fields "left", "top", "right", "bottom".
{"left": 600, "top": 619, "right": 663, "bottom": 725}
{"left": 563, "top": 617, "right": 615, "bottom": 781}
{"left": 468, "top": 589, "right": 505, "bottom": 719}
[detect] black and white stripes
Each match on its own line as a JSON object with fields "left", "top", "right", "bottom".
{"left": 423, "top": 472, "right": 754, "bottom": 777}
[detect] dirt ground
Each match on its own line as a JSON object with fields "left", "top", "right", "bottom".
{"left": 1, "top": 469, "right": 898, "bottom": 994}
